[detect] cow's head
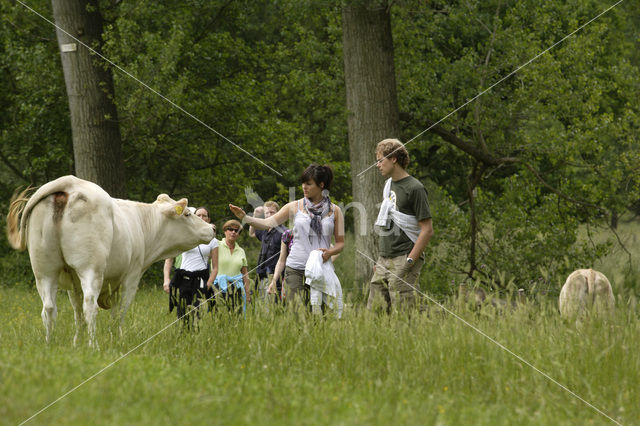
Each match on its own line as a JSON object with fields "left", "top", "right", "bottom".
{"left": 155, "top": 194, "right": 215, "bottom": 256}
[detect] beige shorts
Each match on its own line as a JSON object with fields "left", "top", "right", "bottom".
{"left": 367, "top": 254, "right": 424, "bottom": 312}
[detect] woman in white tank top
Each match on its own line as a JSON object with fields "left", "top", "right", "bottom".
{"left": 230, "top": 164, "right": 345, "bottom": 306}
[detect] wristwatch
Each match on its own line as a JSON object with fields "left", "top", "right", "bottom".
{"left": 406, "top": 257, "right": 414, "bottom": 265}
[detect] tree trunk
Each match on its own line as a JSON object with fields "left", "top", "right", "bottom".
{"left": 468, "top": 184, "right": 477, "bottom": 278}
{"left": 342, "top": 3, "right": 400, "bottom": 291}
{"left": 51, "top": 0, "right": 125, "bottom": 198}
{"left": 610, "top": 210, "right": 618, "bottom": 230}
{"left": 467, "top": 163, "right": 485, "bottom": 279}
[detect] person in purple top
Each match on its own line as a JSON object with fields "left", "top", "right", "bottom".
{"left": 249, "top": 201, "right": 287, "bottom": 302}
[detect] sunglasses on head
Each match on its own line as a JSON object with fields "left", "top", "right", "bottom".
{"left": 225, "top": 227, "right": 240, "bottom": 233}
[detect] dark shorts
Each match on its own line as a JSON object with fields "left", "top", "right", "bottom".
{"left": 284, "top": 266, "right": 309, "bottom": 306}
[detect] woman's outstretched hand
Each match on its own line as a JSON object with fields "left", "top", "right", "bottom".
{"left": 229, "top": 204, "right": 246, "bottom": 220}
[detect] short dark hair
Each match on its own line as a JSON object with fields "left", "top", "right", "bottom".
{"left": 300, "top": 164, "right": 333, "bottom": 190}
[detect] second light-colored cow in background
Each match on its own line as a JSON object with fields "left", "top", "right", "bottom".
{"left": 559, "top": 269, "right": 615, "bottom": 319}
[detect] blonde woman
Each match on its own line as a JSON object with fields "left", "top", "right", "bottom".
{"left": 213, "top": 219, "right": 251, "bottom": 312}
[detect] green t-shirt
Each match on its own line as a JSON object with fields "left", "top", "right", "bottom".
{"left": 216, "top": 238, "right": 248, "bottom": 277}
{"left": 378, "top": 175, "right": 431, "bottom": 258}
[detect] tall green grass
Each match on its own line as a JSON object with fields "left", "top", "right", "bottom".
{"left": 1, "top": 283, "right": 637, "bottom": 425}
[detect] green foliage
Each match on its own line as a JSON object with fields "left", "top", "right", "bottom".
{"left": 419, "top": 180, "right": 470, "bottom": 295}
{"left": 0, "top": 0, "right": 73, "bottom": 191}
{"left": 474, "top": 173, "right": 611, "bottom": 289}
{"left": 2, "top": 0, "right": 640, "bottom": 295}
{"left": 0, "top": 1, "right": 74, "bottom": 286}
{"left": 393, "top": 0, "right": 640, "bottom": 286}
{"left": 590, "top": 216, "right": 640, "bottom": 298}
{"left": 100, "top": 0, "right": 349, "bottom": 221}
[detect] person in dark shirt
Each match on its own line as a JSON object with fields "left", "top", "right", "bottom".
{"left": 249, "top": 201, "right": 286, "bottom": 302}
{"left": 368, "top": 138, "right": 434, "bottom": 313}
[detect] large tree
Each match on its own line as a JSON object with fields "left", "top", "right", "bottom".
{"left": 342, "top": 1, "right": 400, "bottom": 289}
{"left": 51, "top": 0, "right": 125, "bottom": 197}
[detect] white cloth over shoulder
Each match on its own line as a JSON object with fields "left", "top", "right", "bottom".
{"left": 375, "top": 178, "right": 421, "bottom": 243}
{"left": 304, "top": 250, "right": 343, "bottom": 318}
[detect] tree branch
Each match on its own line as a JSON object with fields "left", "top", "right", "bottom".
{"left": 607, "top": 222, "right": 633, "bottom": 269}
{"left": 516, "top": 160, "right": 603, "bottom": 211}
{"left": 192, "top": 0, "right": 236, "bottom": 45}
{"left": 425, "top": 119, "right": 606, "bottom": 213}
{"left": 0, "top": 149, "right": 29, "bottom": 183}
{"left": 425, "top": 119, "right": 503, "bottom": 165}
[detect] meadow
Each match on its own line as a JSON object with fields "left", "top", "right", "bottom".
{"left": 1, "top": 221, "right": 640, "bottom": 425}
{"left": 0, "top": 284, "right": 638, "bottom": 425}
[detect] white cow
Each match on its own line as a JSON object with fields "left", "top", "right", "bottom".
{"left": 7, "top": 175, "right": 214, "bottom": 346}
{"left": 559, "top": 269, "right": 615, "bottom": 319}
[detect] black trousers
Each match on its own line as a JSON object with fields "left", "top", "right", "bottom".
{"left": 169, "top": 268, "right": 211, "bottom": 325}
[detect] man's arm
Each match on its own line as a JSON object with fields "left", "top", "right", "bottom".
{"left": 206, "top": 247, "right": 219, "bottom": 289}
{"left": 163, "top": 258, "right": 174, "bottom": 293}
{"left": 268, "top": 241, "right": 288, "bottom": 294}
{"left": 407, "top": 218, "right": 433, "bottom": 262}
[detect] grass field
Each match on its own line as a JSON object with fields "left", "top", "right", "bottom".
{"left": 1, "top": 283, "right": 638, "bottom": 425}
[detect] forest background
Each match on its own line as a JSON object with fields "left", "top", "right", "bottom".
{"left": 1, "top": 0, "right": 640, "bottom": 299}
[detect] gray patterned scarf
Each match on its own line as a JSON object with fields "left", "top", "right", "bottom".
{"left": 304, "top": 196, "right": 331, "bottom": 238}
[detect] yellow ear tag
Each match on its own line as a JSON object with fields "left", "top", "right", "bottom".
{"left": 175, "top": 206, "right": 184, "bottom": 215}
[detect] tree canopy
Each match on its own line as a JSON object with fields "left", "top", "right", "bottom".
{"left": 1, "top": 0, "right": 638, "bottom": 293}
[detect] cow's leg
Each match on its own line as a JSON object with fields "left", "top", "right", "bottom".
{"left": 28, "top": 201, "right": 64, "bottom": 343}
{"left": 117, "top": 273, "right": 142, "bottom": 336}
{"left": 67, "top": 289, "right": 85, "bottom": 346}
{"left": 78, "top": 269, "right": 104, "bottom": 348}
{"left": 35, "top": 275, "right": 58, "bottom": 343}
{"left": 109, "top": 299, "right": 119, "bottom": 341}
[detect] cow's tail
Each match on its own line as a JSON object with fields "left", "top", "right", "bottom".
{"left": 7, "top": 175, "right": 79, "bottom": 251}
{"left": 7, "top": 187, "right": 34, "bottom": 251}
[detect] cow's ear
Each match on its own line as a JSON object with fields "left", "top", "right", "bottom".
{"left": 174, "top": 198, "right": 188, "bottom": 216}
{"left": 156, "top": 194, "right": 173, "bottom": 204}
{"left": 161, "top": 198, "right": 188, "bottom": 217}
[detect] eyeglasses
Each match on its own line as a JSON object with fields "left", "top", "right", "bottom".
{"left": 225, "top": 228, "right": 240, "bottom": 233}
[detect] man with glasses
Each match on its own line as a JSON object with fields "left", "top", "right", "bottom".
{"left": 369, "top": 139, "right": 434, "bottom": 313}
